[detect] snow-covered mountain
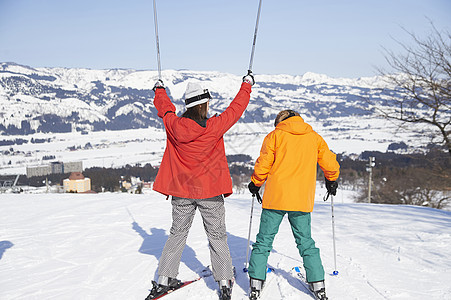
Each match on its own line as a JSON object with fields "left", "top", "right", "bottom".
{"left": 2, "top": 62, "right": 430, "bottom": 175}
{"left": 1, "top": 61, "right": 399, "bottom": 136}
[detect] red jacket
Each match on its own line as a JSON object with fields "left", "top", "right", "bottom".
{"left": 153, "top": 82, "right": 252, "bottom": 199}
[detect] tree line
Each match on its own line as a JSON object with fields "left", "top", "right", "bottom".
{"left": 3, "top": 150, "right": 449, "bottom": 209}
{"left": 339, "top": 149, "right": 449, "bottom": 209}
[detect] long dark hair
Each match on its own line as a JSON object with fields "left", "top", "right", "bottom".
{"left": 181, "top": 102, "right": 208, "bottom": 122}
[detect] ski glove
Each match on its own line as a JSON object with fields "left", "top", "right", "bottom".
{"left": 243, "top": 70, "right": 255, "bottom": 86}
{"left": 248, "top": 181, "right": 262, "bottom": 204}
{"left": 248, "top": 181, "right": 260, "bottom": 195}
{"left": 325, "top": 178, "right": 338, "bottom": 196}
{"left": 153, "top": 79, "right": 165, "bottom": 91}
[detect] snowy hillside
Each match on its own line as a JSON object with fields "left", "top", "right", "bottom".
{"left": 0, "top": 62, "right": 426, "bottom": 175}
{"left": 1, "top": 190, "right": 450, "bottom": 300}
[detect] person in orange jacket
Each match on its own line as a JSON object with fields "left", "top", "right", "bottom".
{"left": 146, "top": 71, "right": 254, "bottom": 300}
{"left": 247, "top": 110, "right": 339, "bottom": 300}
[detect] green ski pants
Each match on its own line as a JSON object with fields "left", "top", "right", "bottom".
{"left": 248, "top": 209, "right": 324, "bottom": 283}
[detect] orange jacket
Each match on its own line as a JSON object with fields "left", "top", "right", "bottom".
{"left": 251, "top": 116, "right": 339, "bottom": 212}
{"left": 153, "top": 82, "right": 252, "bottom": 199}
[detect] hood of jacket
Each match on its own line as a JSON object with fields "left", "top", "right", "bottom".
{"left": 275, "top": 116, "right": 313, "bottom": 135}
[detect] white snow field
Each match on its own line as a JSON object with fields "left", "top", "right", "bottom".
{"left": 1, "top": 190, "right": 450, "bottom": 300}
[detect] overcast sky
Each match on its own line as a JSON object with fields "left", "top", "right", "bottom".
{"left": 1, "top": 0, "right": 450, "bottom": 78}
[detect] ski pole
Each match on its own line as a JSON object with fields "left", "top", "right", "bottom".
{"left": 243, "top": 194, "right": 255, "bottom": 272}
{"left": 330, "top": 194, "right": 339, "bottom": 275}
{"left": 248, "top": 0, "right": 263, "bottom": 73}
{"left": 152, "top": 0, "right": 162, "bottom": 79}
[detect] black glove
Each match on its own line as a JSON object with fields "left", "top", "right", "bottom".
{"left": 248, "top": 181, "right": 260, "bottom": 195}
{"left": 248, "top": 182, "right": 262, "bottom": 204}
{"left": 325, "top": 178, "right": 338, "bottom": 196}
{"left": 153, "top": 79, "right": 165, "bottom": 91}
{"left": 243, "top": 70, "right": 255, "bottom": 86}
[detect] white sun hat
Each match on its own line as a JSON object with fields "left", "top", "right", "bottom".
{"left": 184, "top": 82, "right": 211, "bottom": 108}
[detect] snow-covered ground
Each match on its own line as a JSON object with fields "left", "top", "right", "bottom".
{"left": 1, "top": 189, "right": 450, "bottom": 300}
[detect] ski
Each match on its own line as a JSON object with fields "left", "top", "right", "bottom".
{"left": 145, "top": 267, "right": 213, "bottom": 299}
{"left": 291, "top": 266, "right": 319, "bottom": 299}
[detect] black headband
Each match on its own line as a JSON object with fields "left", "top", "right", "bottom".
{"left": 287, "top": 111, "right": 296, "bottom": 118}
{"left": 274, "top": 110, "right": 298, "bottom": 127}
{"left": 185, "top": 89, "right": 211, "bottom": 106}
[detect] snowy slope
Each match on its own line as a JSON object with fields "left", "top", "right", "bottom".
{"left": 1, "top": 189, "right": 450, "bottom": 300}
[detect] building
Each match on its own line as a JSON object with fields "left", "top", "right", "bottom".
{"left": 26, "top": 161, "right": 83, "bottom": 178}
{"left": 120, "top": 176, "right": 143, "bottom": 194}
{"left": 26, "top": 165, "right": 51, "bottom": 177}
{"left": 63, "top": 161, "right": 83, "bottom": 173}
{"left": 63, "top": 172, "right": 91, "bottom": 193}
{"left": 51, "top": 161, "right": 64, "bottom": 174}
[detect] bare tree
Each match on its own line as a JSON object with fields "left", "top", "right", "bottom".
{"left": 355, "top": 165, "right": 450, "bottom": 209}
{"left": 376, "top": 23, "right": 451, "bottom": 157}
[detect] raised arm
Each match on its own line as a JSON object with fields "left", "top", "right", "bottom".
{"left": 210, "top": 72, "right": 254, "bottom": 136}
{"left": 153, "top": 80, "right": 176, "bottom": 119}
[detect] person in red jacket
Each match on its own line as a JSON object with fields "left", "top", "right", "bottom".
{"left": 146, "top": 72, "right": 254, "bottom": 300}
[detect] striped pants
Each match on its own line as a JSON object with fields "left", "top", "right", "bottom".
{"left": 157, "top": 196, "right": 234, "bottom": 281}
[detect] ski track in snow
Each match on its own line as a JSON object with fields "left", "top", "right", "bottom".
{"left": 0, "top": 191, "right": 450, "bottom": 300}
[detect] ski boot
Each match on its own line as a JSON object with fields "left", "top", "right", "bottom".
{"left": 309, "top": 280, "right": 328, "bottom": 300}
{"left": 218, "top": 279, "right": 233, "bottom": 300}
{"left": 249, "top": 277, "right": 264, "bottom": 300}
{"left": 145, "top": 276, "right": 182, "bottom": 300}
